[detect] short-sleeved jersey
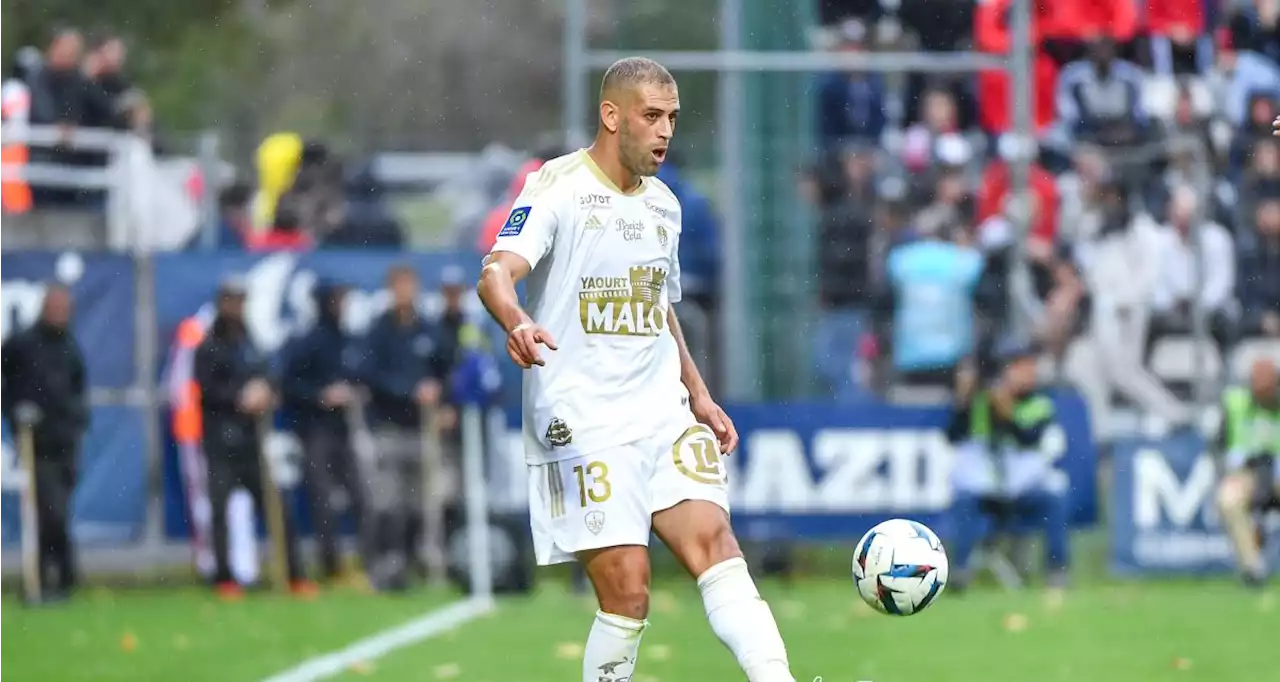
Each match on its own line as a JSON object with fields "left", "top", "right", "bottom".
{"left": 490, "top": 150, "right": 687, "bottom": 463}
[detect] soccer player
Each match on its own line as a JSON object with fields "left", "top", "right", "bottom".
{"left": 478, "top": 57, "right": 796, "bottom": 682}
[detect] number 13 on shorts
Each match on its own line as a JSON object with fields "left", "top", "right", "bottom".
{"left": 573, "top": 460, "right": 612, "bottom": 507}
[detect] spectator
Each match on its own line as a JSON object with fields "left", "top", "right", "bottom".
{"left": 28, "top": 27, "right": 84, "bottom": 128}
{"left": 898, "top": 0, "right": 978, "bottom": 128}
{"left": 1229, "top": 92, "right": 1279, "bottom": 174}
{"left": 1041, "top": 0, "right": 1139, "bottom": 60}
{"left": 1230, "top": 0, "right": 1280, "bottom": 65}
{"left": 1238, "top": 138, "right": 1280, "bottom": 221}
{"left": 1, "top": 50, "right": 39, "bottom": 215}
{"left": 900, "top": 88, "right": 961, "bottom": 173}
{"left": 325, "top": 161, "right": 404, "bottom": 248}
{"left": 816, "top": 146, "right": 879, "bottom": 400}
{"left": 1055, "top": 144, "right": 1109, "bottom": 244}
{"left": 1070, "top": 179, "right": 1191, "bottom": 437}
{"left": 478, "top": 157, "right": 548, "bottom": 253}
{"left": 656, "top": 158, "right": 719, "bottom": 304}
{"left": 1146, "top": 185, "right": 1237, "bottom": 359}
{"left": 28, "top": 27, "right": 85, "bottom": 207}
{"left": 974, "top": 0, "right": 1060, "bottom": 133}
{"left": 81, "top": 34, "right": 150, "bottom": 136}
{"left": 817, "top": 19, "right": 887, "bottom": 146}
{"left": 1055, "top": 37, "right": 1149, "bottom": 146}
{"left": 1146, "top": 0, "right": 1213, "bottom": 75}
{"left": 190, "top": 183, "right": 251, "bottom": 250}
{"left": 245, "top": 203, "right": 314, "bottom": 252}
{"left": 1239, "top": 195, "right": 1280, "bottom": 337}
{"left": 977, "top": 149, "right": 1060, "bottom": 245}
{"left": 277, "top": 142, "right": 345, "bottom": 239}
{"left": 885, "top": 206, "right": 984, "bottom": 386}
{"left": 1208, "top": 29, "right": 1280, "bottom": 127}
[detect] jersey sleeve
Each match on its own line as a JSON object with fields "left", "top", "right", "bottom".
{"left": 489, "top": 173, "right": 563, "bottom": 271}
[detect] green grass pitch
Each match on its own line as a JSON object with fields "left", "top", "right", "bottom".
{"left": 3, "top": 574, "right": 1274, "bottom": 682}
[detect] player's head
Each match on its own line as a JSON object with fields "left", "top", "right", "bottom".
{"left": 597, "top": 57, "right": 678, "bottom": 178}
{"left": 1250, "top": 358, "right": 1278, "bottom": 405}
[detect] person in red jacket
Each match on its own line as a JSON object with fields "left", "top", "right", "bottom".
{"left": 1041, "top": 0, "right": 1140, "bottom": 61}
{"left": 975, "top": 0, "right": 1060, "bottom": 133}
{"left": 1146, "top": 0, "right": 1211, "bottom": 75}
{"left": 477, "top": 157, "right": 546, "bottom": 253}
{"left": 977, "top": 155, "right": 1060, "bottom": 245}
{"left": 246, "top": 203, "right": 314, "bottom": 252}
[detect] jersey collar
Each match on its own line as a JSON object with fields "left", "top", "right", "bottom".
{"left": 580, "top": 149, "right": 645, "bottom": 197}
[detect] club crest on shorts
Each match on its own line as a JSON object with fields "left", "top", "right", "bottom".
{"left": 546, "top": 417, "right": 573, "bottom": 447}
{"left": 585, "top": 510, "right": 606, "bottom": 535}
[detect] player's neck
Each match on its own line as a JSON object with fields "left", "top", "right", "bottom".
{"left": 585, "top": 143, "right": 641, "bottom": 195}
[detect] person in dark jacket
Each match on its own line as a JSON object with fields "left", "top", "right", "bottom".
{"left": 279, "top": 280, "right": 362, "bottom": 580}
{"left": 28, "top": 27, "right": 86, "bottom": 207}
{"left": 195, "top": 278, "right": 312, "bottom": 598}
{"left": 1, "top": 285, "right": 88, "bottom": 600}
{"left": 324, "top": 162, "right": 404, "bottom": 248}
{"left": 360, "top": 265, "right": 451, "bottom": 591}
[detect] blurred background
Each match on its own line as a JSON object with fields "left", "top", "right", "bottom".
{"left": 2, "top": 1, "right": 1280, "bottom": 681}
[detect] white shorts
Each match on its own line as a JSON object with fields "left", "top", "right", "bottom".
{"left": 527, "top": 415, "right": 730, "bottom": 566}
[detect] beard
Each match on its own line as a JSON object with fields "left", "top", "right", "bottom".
{"left": 620, "top": 123, "right": 660, "bottom": 177}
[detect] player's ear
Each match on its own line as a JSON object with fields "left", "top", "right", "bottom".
{"left": 600, "top": 100, "right": 620, "bottom": 134}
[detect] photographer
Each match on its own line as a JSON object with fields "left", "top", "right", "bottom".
{"left": 195, "top": 278, "right": 310, "bottom": 598}
{"left": 1214, "top": 359, "right": 1280, "bottom": 589}
{"left": 946, "top": 339, "right": 1070, "bottom": 593}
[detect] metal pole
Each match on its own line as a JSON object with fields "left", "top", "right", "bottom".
{"left": 563, "top": 0, "right": 589, "bottom": 148}
{"left": 583, "top": 49, "right": 1006, "bottom": 73}
{"left": 136, "top": 253, "right": 167, "bottom": 558}
{"left": 717, "top": 0, "right": 753, "bottom": 401}
{"left": 197, "top": 132, "right": 222, "bottom": 251}
{"left": 1006, "top": 0, "right": 1036, "bottom": 340}
{"left": 461, "top": 405, "right": 493, "bottom": 599}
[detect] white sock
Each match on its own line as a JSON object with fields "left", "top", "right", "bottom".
{"left": 583, "top": 610, "right": 647, "bottom": 682}
{"left": 697, "top": 557, "right": 795, "bottom": 682}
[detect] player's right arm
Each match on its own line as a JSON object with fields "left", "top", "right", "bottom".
{"left": 478, "top": 188, "right": 561, "bottom": 369}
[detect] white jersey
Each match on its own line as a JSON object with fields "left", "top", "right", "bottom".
{"left": 490, "top": 150, "right": 688, "bottom": 464}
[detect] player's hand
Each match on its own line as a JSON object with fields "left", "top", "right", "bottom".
{"left": 690, "top": 394, "right": 739, "bottom": 455}
{"left": 415, "top": 379, "right": 442, "bottom": 406}
{"left": 320, "top": 381, "right": 353, "bottom": 408}
{"left": 507, "top": 322, "right": 558, "bottom": 368}
{"left": 1273, "top": 114, "right": 1280, "bottom": 136}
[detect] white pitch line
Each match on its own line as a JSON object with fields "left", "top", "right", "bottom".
{"left": 261, "top": 596, "right": 496, "bottom": 682}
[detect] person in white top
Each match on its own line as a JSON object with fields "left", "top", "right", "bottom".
{"left": 478, "top": 57, "right": 796, "bottom": 682}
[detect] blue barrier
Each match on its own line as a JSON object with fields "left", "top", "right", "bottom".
{"left": 1110, "top": 433, "right": 1237, "bottom": 575}
{"left": 1, "top": 252, "right": 136, "bottom": 388}
{"left": 1, "top": 406, "right": 148, "bottom": 547}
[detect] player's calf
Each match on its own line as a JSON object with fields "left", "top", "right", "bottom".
{"left": 654, "top": 501, "right": 796, "bottom": 682}
{"left": 1216, "top": 473, "right": 1267, "bottom": 585}
{"left": 578, "top": 545, "right": 651, "bottom": 682}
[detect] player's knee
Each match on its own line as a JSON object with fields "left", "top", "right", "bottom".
{"left": 683, "top": 521, "right": 743, "bottom": 577}
{"left": 584, "top": 549, "right": 651, "bottom": 620}
{"left": 1216, "top": 476, "right": 1250, "bottom": 512}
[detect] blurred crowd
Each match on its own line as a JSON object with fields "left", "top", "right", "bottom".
{"left": 2, "top": 26, "right": 152, "bottom": 210}
{"left": 809, "top": 1, "right": 1280, "bottom": 441}
{"left": 206, "top": 134, "right": 406, "bottom": 252}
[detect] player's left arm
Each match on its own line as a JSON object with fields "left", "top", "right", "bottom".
{"left": 665, "top": 226, "right": 739, "bottom": 454}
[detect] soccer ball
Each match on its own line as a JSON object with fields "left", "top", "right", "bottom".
{"left": 852, "top": 519, "right": 948, "bottom": 616}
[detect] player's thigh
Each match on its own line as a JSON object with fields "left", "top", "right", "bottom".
{"left": 526, "top": 446, "right": 653, "bottom": 567}
{"left": 649, "top": 422, "right": 740, "bottom": 577}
